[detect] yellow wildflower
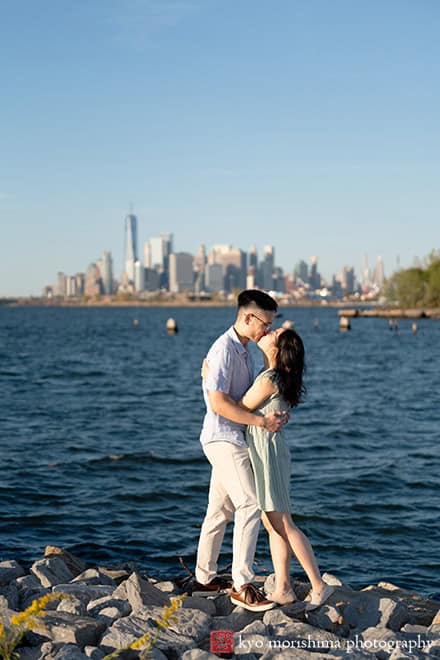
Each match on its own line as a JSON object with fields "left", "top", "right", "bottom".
{"left": 10, "top": 592, "right": 65, "bottom": 628}
{"left": 130, "top": 631, "right": 151, "bottom": 650}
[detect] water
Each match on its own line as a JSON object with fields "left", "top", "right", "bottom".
{"left": 0, "top": 306, "right": 439, "bottom": 599}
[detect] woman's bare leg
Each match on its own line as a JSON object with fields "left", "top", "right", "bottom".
{"left": 262, "top": 512, "right": 291, "bottom": 593}
{"left": 265, "top": 511, "right": 325, "bottom": 593}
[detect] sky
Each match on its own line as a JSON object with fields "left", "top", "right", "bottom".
{"left": 1, "top": 0, "right": 439, "bottom": 296}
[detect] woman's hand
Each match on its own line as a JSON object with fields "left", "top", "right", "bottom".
{"left": 201, "top": 358, "right": 209, "bottom": 380}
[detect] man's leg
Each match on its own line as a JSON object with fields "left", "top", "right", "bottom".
{"left": 195, "top": 443, "right": 235, "bottom": 585}
{"left": 224, "top": 443, "right": 261, "bottom": 589}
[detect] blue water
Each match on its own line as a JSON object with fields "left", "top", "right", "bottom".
{"left": 0, "top": 306, "right": 439, "bottom": 599}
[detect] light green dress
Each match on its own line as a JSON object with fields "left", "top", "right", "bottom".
{"left": 246, "top": 368, "right": 292, "bottom": 512}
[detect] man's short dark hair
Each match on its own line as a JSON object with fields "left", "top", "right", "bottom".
{"left": 237, "top": 289, "right": 278, "bottom": 312}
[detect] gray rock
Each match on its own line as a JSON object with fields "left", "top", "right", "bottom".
{"left": 31, "top": 559, "right": 74, "bottom": 588}
{"left": 57, "top": 597, "right": 87, "bottom": 616}
{"left": 0, "top": 580, "right": 19, "bottom": 609}
{"left": 83, "top": 647, "right": 105, "bottom": 660}
{"left": 96, "top": 606, "right": 125, "bottom": 625}
{"left": 267, "top": 619, "right": 346, "bottom": 652}
{"left": 263, "top": 608, "right": 297, "bottom": 629}
{"left": 306, "top": 604, "right": 347, "bottom": 636}
{"left": 234, "top": 621, "right": 270, "bottom": 655}
{"left": 234, "top": 631, "right": 269, "bottom": 655}
{"left": 212, "top": 607, "right": 264, "bottom": 632}
{"left": 359, "top": 627, "right": 402, "bottom": 660}
{"left": 17, "top": 575, "right": 42, "bottom": 591}
{"left": 52, "top": 584, "right": 113, "bottom": 606}
{"left": 0, "top": 560, "right": 25, "bottom": 585}
{"left": 71, "top": 570, "right": 115, "bottom": 587}
{"left": 343, "top": 592, "right": 382, "bottom": 631}
{"left": 43, "top": 547, "right": 87, "bottom": 578}
{"left": 87, "top": 596, "right": 132, "bottom": 618}
{"left": 241, "top": 621, "right": 269, "bottom": 635}
{"left": 100, "top": 610, "right": 196, "bottom": 656}
{"left": 154, "top": 581, "right": 177, "bottom": 594}
{"left": 183, "top": 596, "right": 216, "bottom": 616}
{"left": 424, "top": 638, "right": 440, "bottom": 656}
{"left": 380, "top": 598, "right": 411, "bottom": 632}
{"left": 113, "top": 572, "right": 169, "bottom": 611}
{"left": 181, "top": 651, "right": 220, "bottom": 660}
{"left": 52, "top": 644, "right": 89, "bottom": 659}
{"left": 95, "top": 568, "right": 130, "bottom": 585}
{"left": 401, "top": 624, "right": 429, "bottom": 634}
{"left": 20, "top": 588, "right": 51, "bottom": 611}
{"left": 371, "top": 583, "right": 440, "bottom": 628}
{"left": 33, "top": 611, "right": 106, "bottom": 648}
{"left": 214, "top": 592, "right": 235, "bottom": 616}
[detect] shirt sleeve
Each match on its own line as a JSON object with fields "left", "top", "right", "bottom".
{"left": 205, "top": 345, "right": 233, "bottom": 393}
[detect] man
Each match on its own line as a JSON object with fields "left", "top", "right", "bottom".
{"left": 193, "top": 290, "right": 287, "bottom": 612}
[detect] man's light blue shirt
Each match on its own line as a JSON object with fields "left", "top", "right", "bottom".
{"left": 200, "top": 326, "right": 254, "bottom": 448}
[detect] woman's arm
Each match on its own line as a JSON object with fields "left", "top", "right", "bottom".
{"left": 239, "top": 376, "right": 277, "bottom": 411}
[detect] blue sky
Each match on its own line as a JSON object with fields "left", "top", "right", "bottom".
{"left": 1, "top": 0, "right": 439, "bottom": 296}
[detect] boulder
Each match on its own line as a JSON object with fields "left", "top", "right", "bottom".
{"left": 87, "top": 595, "right": 132, "bottom": 618}
{"left": 0, "top": 580, "right": 19, "bottom": 609}
{"left": 211, "top": 607, "right": 265, "bottom": 632}
{"left": 432, "top": 610, "right": 440, "bottom": 626}
{"left": 214, "top": 592, "right": 235, "bottom": 616}
{"left": 31, "top": 558, "right": 74, "bottom": 588}
{"left": 183, "top": 596, "right": 216, "bottom": 616}
{"left": 306, "top": 603, "right": 348, "bottom": 636}
{"left": 358, "top": 626, "right": 402, "bottom": 660}
{"left": 234, "top": 620, "right": 270, "bottom": 655}
{"left": 57, "top": 596, "right": 87, "bottom": 616}
{"left": 0, "top": 560, "right": 25, "bottom": 585}
{"left": 52, "top": 644, "right": 89, "bottom": 659}
{"left": 44, "top": 547, "right": 87, "bottom": 577}
{"left": 52, "top": 584, "right": 113, "bottom": 606}
{"left": 265, "top": 619, "right": 346, "bottom": 652}
{"left": 154, "top": 581, "right": 177, "bottom": 594}
{"left": 71, "top": 570, "right": 115, "bottom": 587}
{"left": 379, "top": 598, "right": 411, "bottom": 632}
{"left": 100, "top": 610, "right": 196, "bottom": 656}
{"left": 84, "top": 647, "right": 105, "bottom": 660}
{"left": 369, "top": 583, "right": 440, "bottom": 627}
{"left": 96, "top": 606, "right": 125, "bottom": 625}
{"left": 181, "top": 651, "right": 220, "bottom": 660}
{"left": 32, "top": 611, "right": 106, "bottom": 648}
{"left": 113, "top": 572, "right": 169, "bottom": 611}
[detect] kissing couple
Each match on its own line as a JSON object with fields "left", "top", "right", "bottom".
{"left": 192, "top": 289, "right": 335, "bottom": 612}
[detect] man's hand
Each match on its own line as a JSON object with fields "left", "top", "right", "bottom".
{"left": 262, "top": 410, "right": 289, "bottom": 433}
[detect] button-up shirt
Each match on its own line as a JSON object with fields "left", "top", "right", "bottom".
{"left": 200, "top": 326, "right": 254, "bottom": 447}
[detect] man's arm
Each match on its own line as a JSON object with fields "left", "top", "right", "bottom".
{"left": 208, "top": 390, "right": 286, "bottom": 433}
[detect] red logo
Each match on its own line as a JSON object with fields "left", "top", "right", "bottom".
{"left": 210, "top": 629, "right": 234, "bottom": 654}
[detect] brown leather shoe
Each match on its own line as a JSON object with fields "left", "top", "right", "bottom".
{"left": 230, "top": 583, "right": 276, "bottom": 612}
{"left": 191, "top": 576, "right": 233, "bottom": 597}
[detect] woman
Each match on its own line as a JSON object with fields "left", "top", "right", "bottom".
{"left": 240, "top": 327, "right": 335, "bottom": 609}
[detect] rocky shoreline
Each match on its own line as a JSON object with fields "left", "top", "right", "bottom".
{"left": 1, "top": 547, "right": 439, "bottom": 660}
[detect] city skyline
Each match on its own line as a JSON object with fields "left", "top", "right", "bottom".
{"left": 43, "top": 210, "right": 386, "bottom": 301}
{"left": 1, "top": 1, "right": 439, "bottom": 296}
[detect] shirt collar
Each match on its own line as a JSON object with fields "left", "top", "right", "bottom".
{"left": 226, "top": 325, "right": 249, "bottom": 355}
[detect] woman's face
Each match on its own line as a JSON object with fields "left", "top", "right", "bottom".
{"left": 257, "top": 327, "right": 285, "bottom": 354}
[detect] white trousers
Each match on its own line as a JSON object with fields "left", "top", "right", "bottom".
{"left": 195, "top": 441, "right": 261, "bottom": 590}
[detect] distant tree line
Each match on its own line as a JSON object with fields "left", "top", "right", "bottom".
{"left": 382, "top": 250, "right": 440, "bottom": 307}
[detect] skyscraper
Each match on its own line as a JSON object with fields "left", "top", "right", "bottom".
{"left": 99, "top": 250, "right": 113, "bottom": 295}
{"left": 124, "top": 213, "right": 138, "bottom": 283}
{"left": 169, "top": 253, "right": 194, "bottom": 293}
{"left": 259, "top": 246, "right": 275, "bottom": 291}
{"left": 373, "top": 256, "right": 385, "bottom": 289}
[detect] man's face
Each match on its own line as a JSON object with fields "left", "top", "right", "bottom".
{"left": 245, "top": 309, "right": 276, "bottom": 342}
